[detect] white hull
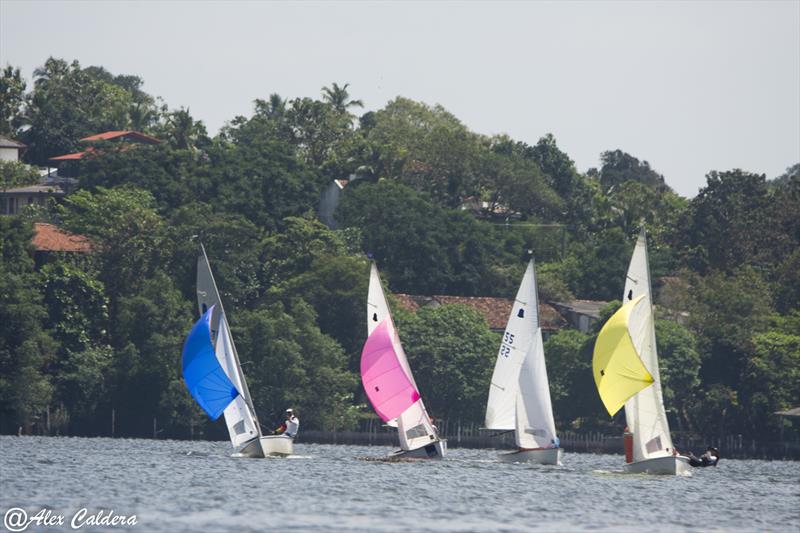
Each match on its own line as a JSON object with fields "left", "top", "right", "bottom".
{"left": 624, "top": 455, "right": 690, "bottom": 475}
{"left": 237, "top": 435, "right": 293, "bottom": 458}
{"left": 389, "top": 439, "right": 447, "bottom": 459}
{"left": 499, "top": 447, "right": 563, "bottom": 465}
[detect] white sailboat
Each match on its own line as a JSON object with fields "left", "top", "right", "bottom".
{"left": 593, "top": 230, "right": 689, "bottom": 475}
{"left": 194, "top": 245, "right": 292, "bottom": 457}
{"left": 485, "top": 259, "right": 562, "bottom": 464}
{"left": 361, "top": 263, "right": 446, "bottom": 459}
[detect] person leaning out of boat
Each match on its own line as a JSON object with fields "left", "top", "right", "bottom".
{"left": 273, "top": 408, "right": 300, "bottom": 438}
{"left": 687, "top": 446, "right": 719, "bottom": 467}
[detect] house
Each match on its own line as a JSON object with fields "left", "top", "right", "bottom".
{"left": 0, "top": 136, "right": 26, "bottom": 162}
{"left": 1, "top": 183, "right": 68, "bottom": 215}
{"left": 394, "top": 294, "right": 567, "bottom": 338}
{"left": 319, "top": 174, "right": 362, "bottom": 229}
{"left": 550, "top": 299, "right": 608, "bottom": 333}
{"left": 31, "top": 223, "right": 91, "bottom": 265}
{"left": 47, "top": 130, "right": 160, "bottom": 174}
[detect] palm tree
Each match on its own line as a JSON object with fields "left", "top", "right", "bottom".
{"left": 321, "top": 82, "right": 363, "bottom": 114}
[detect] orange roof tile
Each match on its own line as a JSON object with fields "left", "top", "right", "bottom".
{"left": 32, "top": 223, "right": 92, "bottom": 253}
{"left": 48, "top": 150, "right": 89, "bottom": 161}
{"left": 80, "top": 130, "right": 160, "bottom": 144}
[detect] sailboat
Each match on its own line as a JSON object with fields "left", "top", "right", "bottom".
{"left": 592, "top": 229, "right": 689, "bottom": 475}
{"left": 361, "top": 263, "right": 446, "bottom": 459}
{"left": 484, "top": 259, "right": 562, "bottom": 464}
{"left": 182, "top": 244, "right": 293, "bottom": 457}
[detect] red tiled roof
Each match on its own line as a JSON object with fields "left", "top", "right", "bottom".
{"left": 395, "top": 294, "right": 566, "bottom": 330}
{"left": 48, "top": 150, "right": 89, "bottom": 161}
{"left": 80, "top": 130, "right": 160, "bottom": 144}
{"left": 32, "top": 223, "right": 92, "bottom": 253}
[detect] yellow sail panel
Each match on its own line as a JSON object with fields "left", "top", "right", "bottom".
{"left": 593, "top": 295, "right": 654, "bottom": 416}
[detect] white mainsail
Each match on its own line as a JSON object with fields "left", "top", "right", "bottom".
{"left": 366, "top": 263, "right": 437, "bottom": 449}
{"left": 486, "top": 259, "right": 558, "bottom": 449}
{"left": 197, "top": 245, "right": 263, "bottom": 449}
{"left": 622, "top": 230, "right": 674, "bottom": 461}
{"left": 514, "top": 327, "right": 558, "bottom": 448}
{"left": 215, "top": 318, "right": 259, "bottom": 447}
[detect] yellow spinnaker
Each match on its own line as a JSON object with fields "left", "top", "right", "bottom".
{"left": 593, "top": 295, "right": 654, "bottom": 416}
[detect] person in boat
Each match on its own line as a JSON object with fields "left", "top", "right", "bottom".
{"left": 273, "top": 408, "right": 300, "bottom": 438}
{"left": 687, "top": 446, "right": 719, "bottom": 467}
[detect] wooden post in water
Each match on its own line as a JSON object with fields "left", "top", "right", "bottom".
{"left": 153, "top": 417, "right": 157, "bottom": 439}
{"left": 111, "top": 409, "right": 115, "bottom": 438}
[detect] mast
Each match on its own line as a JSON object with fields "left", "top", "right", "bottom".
{"left": 197, "top": 243, "right": 263, "bottom": 439}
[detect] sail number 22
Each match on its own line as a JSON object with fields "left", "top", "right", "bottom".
{"left": 499, "top": 332, "right": 515, "bottom": 357}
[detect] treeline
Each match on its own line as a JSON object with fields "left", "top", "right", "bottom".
{"left": 0, "top": 58, "right": 797, "bottom": 443}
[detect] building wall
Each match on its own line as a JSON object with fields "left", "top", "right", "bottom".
{"left": 0, "top": 147, "right": 20, "bottom": 162}
{"left": 318, "top": 182, "right": 343, "bottom": 229}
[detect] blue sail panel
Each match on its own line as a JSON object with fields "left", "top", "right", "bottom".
{"left": 182, "top": 305, "right": 240, "bottom": 420}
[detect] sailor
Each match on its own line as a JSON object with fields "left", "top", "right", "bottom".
{"left": 688, "top": 446, "right": 719, "bottom": 467}
{"left": 273, "top": 409, "right": 300, "bottom": 438}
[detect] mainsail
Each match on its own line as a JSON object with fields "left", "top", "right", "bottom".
{"left": 196, "top": 245, "right": 262, "bottom": 448}
{"left": 363, "top": 263, "right": 437, "bottom": 451}
{"left": 486, "top": 259, "right": 558, "bottom": 448}
{"left": 182, "top": 306, "right": 239, "bottom": 420}
{"left": 515, "top": 326, "right": 558, "bottom": 449}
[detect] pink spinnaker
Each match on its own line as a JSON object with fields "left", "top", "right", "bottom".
{"left": 361, "top": 319, "right": 420, "bottom": 422}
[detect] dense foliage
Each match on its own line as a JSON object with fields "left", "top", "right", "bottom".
{"left": 0, "top": 57, "right": 797, "bottom": 444}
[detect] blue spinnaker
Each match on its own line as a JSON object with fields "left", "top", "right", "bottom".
{"left": 182, "top": 305, "right": 239, "bottom": 420}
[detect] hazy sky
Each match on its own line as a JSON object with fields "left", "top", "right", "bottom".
{"left": 2, "top": 0, "right": 798, "bottom": 197}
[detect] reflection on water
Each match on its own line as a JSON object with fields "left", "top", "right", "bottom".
{"left": 1, "top": 436, "right": 798, "bottom": 532}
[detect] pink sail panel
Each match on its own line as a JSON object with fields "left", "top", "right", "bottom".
{"left": 361, "top": 319, "right": 420, "bottom": 422}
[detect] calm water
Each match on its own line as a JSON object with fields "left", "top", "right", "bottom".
{"left": 1, "top": 436, "right": 798, "bottom": 532}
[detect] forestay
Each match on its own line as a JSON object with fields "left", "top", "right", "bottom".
{"left": 622, "top": 230, "right": 675, "bottom": 461}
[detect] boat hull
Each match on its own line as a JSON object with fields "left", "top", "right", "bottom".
{"left": 237, "top": 435, "right": 294, "bottom": 458}
{"left": 499, "top": 447, "right": 563, "bottom": 465}
{"left": 624, "top": 455, "right": 690, "bottom": 475}
{"left": 389, "top": 439, "right": 447, "bottom": 459}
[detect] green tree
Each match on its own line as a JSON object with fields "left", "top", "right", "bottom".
{"left": 397, "top": 304, "right": 498, "bottom": 424}
{"left": 676, "top": 170, "right": 777, "bottom": 275}
{"left": 235, "top": 299, "right": 358, "bottom": 430}
{"left": 0, "top": 65, "right": 26, "bottom": 135}
{"left": 21, "top": 58, "right": 139, "bottom": 164}
{"left": 322, "top": 82, "right": 363, "bottom": 114}
{"left": 654, "top": 320, "right": 701, "bottom": 433}
{"left": 0, "top": 218, "right": 57, "bottom": 433}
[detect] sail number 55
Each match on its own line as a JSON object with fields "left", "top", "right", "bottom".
{"left": 500, "top": 332, "right": 515, "bottom": 357}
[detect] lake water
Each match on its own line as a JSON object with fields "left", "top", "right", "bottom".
{"left": 1, "top": 436, "right": 798, "bottom": 532}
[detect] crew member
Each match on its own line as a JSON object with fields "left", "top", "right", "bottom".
{"left": 273, "top": 408, "right": 300, "bottom": 438}
{"left": 688, "top": 446, "right": 719, "bottom": 467}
